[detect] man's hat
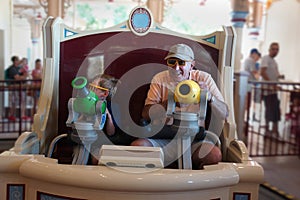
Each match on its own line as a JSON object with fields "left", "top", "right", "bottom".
{"left": 250, "top": 48, "right": 261, "bottom": 56}
{"left": 165, "top": 44, "right": 194, "bottom": 61}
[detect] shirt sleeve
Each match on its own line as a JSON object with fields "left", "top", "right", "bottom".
{"left": 144, "top": 76, "right": 163, "bottom": 105}
{"left": 191, "top": 70, "right": 225, "bottom": 102}
{"left": 260, "top": 56, "right": 268, "bottom": 68}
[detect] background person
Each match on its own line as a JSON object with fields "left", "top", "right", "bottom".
{"left": 31, "top": 58, "right": 43, "bottom": 80}
{"left": 30, "top": 58, "right": 43, "bottom": 115}
{"left": 260, "top": 42, "right": 285, "bottom": 136}
{"left": 19, "top": 57, "right": 29, "bottom": 75}
{"left": 6, "top": 55, "right": 29, "bottom": 121}
{"left": 243, "top": 48, "right": 261, "bottom": 81}
{"left": 130, "top": 44, "right": 228, "bottom": 169}
{"left": 243, "top": 48, "right": 261, "bottom": 121}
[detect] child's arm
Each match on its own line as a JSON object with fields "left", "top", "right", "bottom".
{"left": 105, "top": 109, "right": 115, "bottom": 136}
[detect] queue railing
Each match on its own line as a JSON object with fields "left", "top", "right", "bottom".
{"left": 0, "top": 79, "right": 41, "bottom": 138}
{"left": 245, "top": 80, "right": 300, "bottom": 157}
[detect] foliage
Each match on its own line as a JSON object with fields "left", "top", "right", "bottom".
{"left": 77, "top": 4, "right": 99, "bottom": 30}
{"left": 76, "top": 3, "right": 129, "bottom": 30}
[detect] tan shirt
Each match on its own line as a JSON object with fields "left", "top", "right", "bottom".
{"left": 145, "top": 70, "right": 224, "bottom": 107}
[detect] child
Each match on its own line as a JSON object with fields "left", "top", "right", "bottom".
{"left": 89, "top": 74, "right": 119, "bottom": 136}
{"left": 19, "top": 57, "right": 29, "bottom": 75}
{"left": 88, "top": 74, "right": 119, "bottom": 165}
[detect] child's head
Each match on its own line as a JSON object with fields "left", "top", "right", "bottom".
{"left": 89, "top": 74, "right": 118, "bottom": 101}
{"left": 21, "top": 57, "right": 28, "bottom": 66}
{"left": 35, "top": 59, "right": 42, "bottom": 69}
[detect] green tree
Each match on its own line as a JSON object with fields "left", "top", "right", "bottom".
{"left": 77, "top": 4, "right": 99, "bottom": 30}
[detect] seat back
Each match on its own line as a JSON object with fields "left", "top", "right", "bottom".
{"left": 36, "top": 10, "right": 236, "bottom": 154}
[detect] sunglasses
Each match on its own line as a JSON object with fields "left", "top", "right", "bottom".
{"left": 167, "top": 58, "right": 187, "bottom": 67}
{"left": 89, "top": 83, "right": 109, "bottom": 91}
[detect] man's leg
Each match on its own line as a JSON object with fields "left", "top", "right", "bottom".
{"left": 272, "top": 94, "right": 281, "bottom": 137}
{"left": 8, "top": 91, "right": 16, "bottom": 121}
{"left": 272, "top": 122, "right": 279, "bottom": 137}
{"left": 264, "top": 95, "right": 271, "bottom": 133}
{"left": 192, "top": 142, "right": 222, "bottom": 170}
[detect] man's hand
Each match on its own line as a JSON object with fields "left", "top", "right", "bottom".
{"left": 142, "top": 101, "right": 168, "bottom": 122}
{"left": 198, "top": 81, "right": 212, "bottom": 101}
{"left": 148, "top": 103, "right": 167, "bottom": 122}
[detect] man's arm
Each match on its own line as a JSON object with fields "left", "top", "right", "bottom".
{"left": 14, "top": 73, "right": 28, "bottom": 80}
{"left": 142, "top": 104, "right": 152, "bottom": 121}
{"left": 142, "top": 100, "right": 168, "bottom": 122}
{"left": 195, "top": 72, "right": 228, "bottom": 120}
{"left": 260, "top": 67, "right": 269, "bottom": 80}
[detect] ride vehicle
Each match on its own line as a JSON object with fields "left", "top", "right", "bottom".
{"left": 0, "top": 6, "right": 263, "bottom": 200}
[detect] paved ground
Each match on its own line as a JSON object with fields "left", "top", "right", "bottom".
{"left": 0, "top": 139, "right": 15, "bottom": 153}
{"left": 254, "top": 156, "right": 300, "bottom": 200}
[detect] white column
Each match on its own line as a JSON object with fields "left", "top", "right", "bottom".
{"left": 29, "top": 14, "right": 43, "bottom": 66}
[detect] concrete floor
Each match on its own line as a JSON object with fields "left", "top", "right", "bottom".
{"left": 254, "top": 156, "right": 300, "bottom": 200}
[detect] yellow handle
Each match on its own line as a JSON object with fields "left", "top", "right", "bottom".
{"left": 174, "top": 80, "right": 200, "bottom": 104}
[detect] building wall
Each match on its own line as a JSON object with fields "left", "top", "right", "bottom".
{"left": 12, "top": 17, "right": 32, "bottom": 68}
{"left": 241, "top": 0, "right": 300, "bottom": 82}
{"left": 0, "top": 0, "right": 43, "bottom": 71}
{"left": 264, "top": 0, "right": 300, "bottom": 82}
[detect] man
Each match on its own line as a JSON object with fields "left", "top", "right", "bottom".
{"left": 260, "top": 42, "right": 284, "bottom": 135}
{"left": 130, "top": 44, "right": 228, "bottom": 169}
{"left": 6, "top": 55, "right": 29, "bottom": 121}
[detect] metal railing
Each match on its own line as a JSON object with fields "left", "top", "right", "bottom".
{"left": 0, "top": 79, "right": 41, "bottom": 138}
{"left": 245, "top": 80, "right": 300, "bottom": 157}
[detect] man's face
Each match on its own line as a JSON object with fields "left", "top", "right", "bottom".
{"left": 269, "top": 44, "right": 279, "bottom": 58}
{"left": 13, "top": 57, "right": 20, "bottom": 67}
{"left": 167, "top": 57, "right": 194, "bottom": 82}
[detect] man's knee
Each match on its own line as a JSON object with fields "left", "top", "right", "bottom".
{"left": 192, "top": 142, "right": 222, "bottom": 169}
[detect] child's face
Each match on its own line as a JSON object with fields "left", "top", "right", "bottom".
{"left": 94, "top": 88, "right": 108, "bottom": 99}
{"left": 90, "top": 78, "right": 109, "bottom": 99}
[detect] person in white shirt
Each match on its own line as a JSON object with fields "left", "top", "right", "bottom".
{"left": 244, "top": 48, "right": 261, "bottom": 82}
{"left": 243, "top": 48, "right": 261, "bottom": 121}
{"left": 260, "top": 42, "right": 284, "bottom": 136}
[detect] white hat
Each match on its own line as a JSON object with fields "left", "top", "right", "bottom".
{"left": 164, "top": 44, "right": 194, "bottom": 61}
